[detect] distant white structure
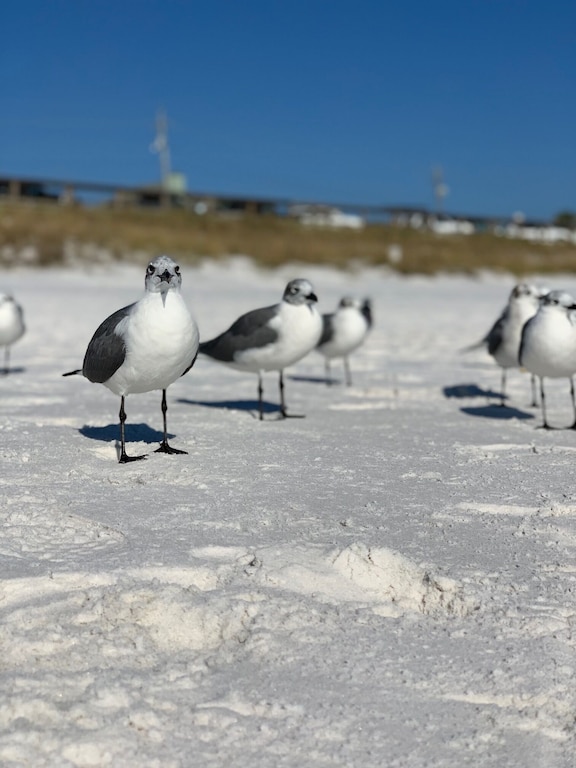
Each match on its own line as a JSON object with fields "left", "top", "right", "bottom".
{"left": 495, "top": 222, "right": 576, "bottom": 244}
{"left": 429, "top": 217, "right": 475, "bottom": 236}
{"left": 292, "top": 205, "right": 365, "bottom": 230}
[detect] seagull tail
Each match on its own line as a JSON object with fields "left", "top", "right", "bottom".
{"left": 459, "top": 339, "right": 487, "bottom": 354}
{"left": 62, "top": 369, "right": 82, "bottom": 377}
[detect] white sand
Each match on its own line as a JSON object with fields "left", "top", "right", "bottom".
{"left": 0, "top": 259, "right": 575, "bottom": 767}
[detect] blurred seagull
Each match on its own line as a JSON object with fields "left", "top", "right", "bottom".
{"left": 316, "top": 297, "right": 373, "bottom": 385}
{"left": 64, "top": 255, "right": 199, "bottom": 462}
{"left": 465, "top": 283, "right": 542, "bottom": 406}
{"left": 199, "top": 278, "right": 322, "bottom": 419}
{"left": 0, "top": 292, "right": 25, "bottom": 374}
{"left": 519, "top": 290, "right": 576, "bottom": 429}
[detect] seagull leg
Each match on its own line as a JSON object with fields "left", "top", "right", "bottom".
{"left": 569, "top": 377, "right": 576, "bottom": 429}
{"left": 258, "top": 372, "right": 264, "bottom": 420}
{"left": 279, "top": 370, "right": 304, "bottom": 419}
{"left": 538, "top": 377, "right": 552, "bottom": 430}
{"left": 499, "top": 368, "right": 506, "bottom": 406}
{"left": 344, "top": 357, "right": 353, "bottom": 387}
{"left": 529, "top": 374, "right": 538, "bottom": 408}
{"left": 2, "top": 346, "right": 9, "bottom": 375}
{"left": 325, "top": 360, "right": 332, "bottom": 386}
{"left": 155, "top": 389, "right": 187, "bottom": 455}
{"left": 118, "top": 396, "right": 147, "bottom": 463}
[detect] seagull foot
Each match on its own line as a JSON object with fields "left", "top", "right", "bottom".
{"left": 119, "top": 452, "right": 147, "bottom": 463}
{"left": 279, "top": 410, "right": 305, "bottom": 420}
{"left": 155, "top": 441, "right": 188, "bottom": 455}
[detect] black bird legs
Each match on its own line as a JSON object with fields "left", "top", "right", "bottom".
{"left": 344, "top": 356, "right": 353, "bottom": 387}
{"left": 258, "top": 372, "right": 264, "bottom": 420}
{"left": 118, "top": 396, "right": 147, "bottom": 463}
{"left": 499, "top": 368, "right": 507, "bottom": 407}
{"left": 255, "top": 371, "right": 305, "bottom": 420}
{"left": 279, "top": 370, "right": 304, "bottom": 419}
{"left": 155, "top": 389, "right": 188, "bottom": 455}
{"left": 117, "top": 391, "right": 186, "bottom": 463}
{"left": 570, "top": 377, "right": 576, "bottom": 429}
{"left": 538, "top": 378, "right": 552, "bottom": 430}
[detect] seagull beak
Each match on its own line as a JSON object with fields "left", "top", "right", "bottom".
{"left": 308, "top": 292, "right": 318, "bottom": 303}
{"left": 159, "top": 270, "right": 172, "bottom": 283}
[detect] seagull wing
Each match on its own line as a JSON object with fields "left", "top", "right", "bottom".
{"left": 82, "top": 304, "right": 134, "bottom": 383}
{"left": 460, "top": 306, "right": 507, "bottom": 354}
{"left": 485, "top": 310, "right": 507, "bottom": 356}
{"left": 200, "top": 305, "right": 279, "bottom": 362}
{"left": 317, "top": 313, "right": 335, "bottom": 347}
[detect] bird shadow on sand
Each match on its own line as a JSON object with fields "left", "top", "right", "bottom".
{"left": 288, "top": 374, "right": 340, "bottom": 386}
{"left": 443, "top": 383, "right": 504, "bottom": 400}
{"left": 444, "top": 382, "right": 535, "bottom": 420}
{"left": 1, "top": 366, "right": 26, "bottom": 376}
{"left": 79, "top": 423, "right": 172, "bottom": 443}
{"left": 178, "top": 397, "right": 281, "bottom": 419}
{"left": 459, "top": 405, "right": 535, "bottom": 421}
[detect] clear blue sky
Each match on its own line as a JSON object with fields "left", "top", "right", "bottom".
{"left": 2, "top": 0, "right": 574, "bottom": 219}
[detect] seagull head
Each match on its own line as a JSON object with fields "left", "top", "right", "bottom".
{"left": 541, "top": 289, "right": 576, "bottom": 312}
{"left": 145, "top": 255, "right": 182, "bottom": 295}
{"left": 338, "top": 296, "right": 363, "bottom": 310}
{"left": 509, "top": 283, "right": 542, "bottom": 311}
{"left": 511, "top": 283, "right": 538, "bottom": 299}
{"left": 283, "top": 279, "right": 318, "bottom": 306}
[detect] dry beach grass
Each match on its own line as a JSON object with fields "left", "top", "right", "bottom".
{"left": 2, "top": 201, "right": 576, "bottom": 274}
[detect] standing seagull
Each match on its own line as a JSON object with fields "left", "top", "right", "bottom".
{"left": 0, "top": 293, "right": 25, "bottom": 374}
{"left": 64, "top": 255, "right": 199, "bottom": 462}
{"left": 519, "top": 290, "right": 576, "bottom": 429}
{"left": 466, "top": 283, "right": 541, "bottom": 406}
{"left": 316, "top": 296, "right": 373, "bottom": 385}
{"left": 199, "top": 279, "right": 322, "bottom": 420}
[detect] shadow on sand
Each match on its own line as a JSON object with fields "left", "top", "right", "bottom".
{"left": 459, "top": 405, "right": 534, "bottom": 421}
{"left": 1, "top": 366, "right": 26, "bottom": 376}
{"left": 288, "top": 374, "right": 339, "bottom": 386}
{"left": 79, "top": 423, "right": 172, "bottom": 443}
{"left": 443, "top": 383, "right": 504, "bottom": 400}
{"left": 178, "top": 398, "right": 280, "bottom": 418}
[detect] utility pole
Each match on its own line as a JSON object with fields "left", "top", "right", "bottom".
{"left": 432, "top": 166, "right": 449, "bottom": 215}
{"left": 150, "top": 108, "right": 172, "bottom": 187}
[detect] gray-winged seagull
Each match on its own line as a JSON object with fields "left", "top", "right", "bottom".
{"left": 64, "top": 255, "right": 199, "bottom": 462}
{"left": 0, "top": 292, "right": 25, "bottom": 374}
{"left": 316, "top": 297, "right": 372, "bottom": 385}
{"left": 520, "top": 290, "right": 576, "bottom": 429}
{"left": 466, "top": 283, "right": 542, "bottom": 406}
{"left": 199, "top": 278, "right": 322, "bottom": 419}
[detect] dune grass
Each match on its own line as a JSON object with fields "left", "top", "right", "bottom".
{"left": 1, "top": 200, "right": 576, "bottom": 275}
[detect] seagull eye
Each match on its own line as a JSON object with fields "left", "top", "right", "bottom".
{"left": 146, "top": 265, "right": 155, "bottom": 276}
{"left": 175, "top": 265, "right": 181, "bottom": 274}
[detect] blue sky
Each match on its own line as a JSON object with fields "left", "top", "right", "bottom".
{"left": 2, "top": 1, "right": 574, "bottom": 219}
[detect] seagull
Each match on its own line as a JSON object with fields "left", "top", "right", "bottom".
{"left": 64, "top": 255, "right": 199, "bottom": 462}
{"left": 465, "top": 283, "right": 542, "bottom": 406}
{"left": 199, "top": 278, "right": 322, "bottom": 420}
{"left": 0, "top": 293, "right": 25, "bottom": 374}
{"left": 316, "top": 297, "right": 373, "bottom": 385}
{"left": 519, "top": 290, "right": 576, "bottom": 429}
